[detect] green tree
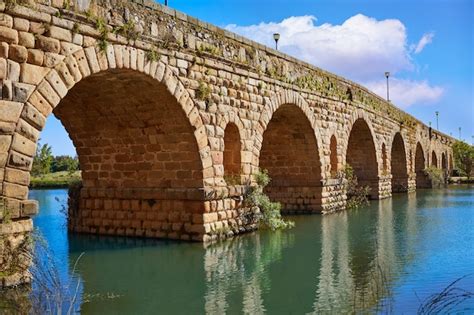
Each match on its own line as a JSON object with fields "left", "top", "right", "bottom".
{"left": 452, "top": 141, "right": 474, "bottom": 179}
{"left": 51, "top": 155, "right": 79, "bottom": 174}
{"left": 31, "top": 143, "right": 53, "bottom": 176}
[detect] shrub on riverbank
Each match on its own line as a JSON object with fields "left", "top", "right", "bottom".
{"left": 424, "top": 166, "right": 445, "bottom": 187}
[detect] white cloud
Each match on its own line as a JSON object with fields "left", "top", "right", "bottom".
{"left": 225, "top": 14, "right": 443, "bottom": 108}
{"left": 413, "top": 32, "right": 435, "bottom": 54}
{"left": 365, "top": 78, "right": 444, "bottom": 108}
{"left": 226, "top": 14, "right": 413, "bottom": 81}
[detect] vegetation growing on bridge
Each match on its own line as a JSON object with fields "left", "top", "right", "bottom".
{"left": 342, "top": 165, "right": 371, "bottom": 210}
{"left": 424, "top": 166, "right": 445, "bottom": 187}
{"left": 245, "top": 169, "right": 295, "bottom": 231}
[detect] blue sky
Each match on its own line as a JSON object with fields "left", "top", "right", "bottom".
{"left": 42, "top": 0, "right": 473, "bottom": 156}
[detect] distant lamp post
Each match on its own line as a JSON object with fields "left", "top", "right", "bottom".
{"left": 459, "top": 127, "right": 462, "bottom": 140}
{"left": 273, "top": 33, "right": 280, "bottom": 50}
{"left": 429, "top": 121, "right": 432, "bottom": 128}
{"left": 164, "top": 0, "right": 168, "bottom": 5}
{"left": 384, "top": 72, "right": 390, "bottom": 102}
{"left": 435, "top": 111, "right": 439, "bottom": 130}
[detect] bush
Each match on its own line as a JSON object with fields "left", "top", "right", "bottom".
{"left": 341, "top": 165, "right": 371, "bottom": 210}
{"left": 245, "top": 169, "right": 294, "bottom": 231}
{"left": 424, "top": 166, "right": 445, "bottom": 187}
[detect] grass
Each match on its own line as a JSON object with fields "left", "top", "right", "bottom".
{"left": 30, "top": 171, "right": 81, "bottom": 189}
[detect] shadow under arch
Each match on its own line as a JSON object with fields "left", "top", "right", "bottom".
{"left": 415, "top": 142, "right": 430, "bottom": 188}
{"left": 259, "top": 103, "right": 324, "bottom": 213}
{"left": 391, "top": 133, "right": 408, "bottom": 193}
{"left": 345, "top": 118, "right": 379, "bottom": 199}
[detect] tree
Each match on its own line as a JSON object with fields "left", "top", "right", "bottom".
{"left": 452, "top": 141, "right": 474, "bottom": 179}
{"left": 51, "top": 155, "right": 79, "bottom": 174}
{"left": 31, "top": 143, "right": 53, "bottom": 176}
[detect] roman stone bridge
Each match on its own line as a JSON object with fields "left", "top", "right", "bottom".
{"left": 0, "top": 0, "right": 454, "bottom": 286}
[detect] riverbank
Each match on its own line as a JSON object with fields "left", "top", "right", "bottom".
{"left": 449, "top": 176, "right": 474, "bottom": 184}
{"left": 29, "top": 171, "right": 81, "bottom": 189}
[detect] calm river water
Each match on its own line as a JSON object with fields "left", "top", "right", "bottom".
{"left": 26, "top": 186, "right": 474, "bottom": 314}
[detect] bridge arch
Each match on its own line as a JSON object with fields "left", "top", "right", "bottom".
{"left": 390, "top": 133, "right": 408, "bottom": 193}
{"left": 431, "top": 151, "right": 438, "bottom": 168}
{"left": 344, "top": 115, "right": 379, "bottom": 199}
{"left": 3, "top": 46, "right": 211, "bottom": 239}
{"left": 223, "top": 122, "right": 242, "bottom": 184}
{"left": 415, "top": 142, "right": 430, "bottom": 188}
{"left": 257, "top": 90, "right": 325, "bottom": 213}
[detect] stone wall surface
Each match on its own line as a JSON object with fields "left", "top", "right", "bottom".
{"left": 0, "top": 0, "right": 454, "bottom": 287}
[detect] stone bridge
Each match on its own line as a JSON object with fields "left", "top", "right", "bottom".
{"left": 0, "top": 0, "right": 454, "bottom": 286}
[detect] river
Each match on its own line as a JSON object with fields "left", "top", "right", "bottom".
{"left": 19, "top": 185, "right": 474, "bottom": 313}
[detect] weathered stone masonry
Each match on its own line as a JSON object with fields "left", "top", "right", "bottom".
{"left": 0, "top": 0, "right": 454, "bottom": 286}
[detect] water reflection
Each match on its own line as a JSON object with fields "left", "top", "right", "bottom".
{"left": 4, "top": 186, "right": 472, "bottom": 314}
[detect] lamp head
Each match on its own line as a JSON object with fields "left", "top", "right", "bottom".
{"left": 273, "top": 33, "right": 280, "bottom": 42}
{"left": 384, "top": 71, "right": 390, "bottom": 78}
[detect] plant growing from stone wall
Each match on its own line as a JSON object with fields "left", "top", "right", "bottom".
{"left": 340, "top": 165, "right": 371, "bottom": 210}
{"left": 244, "top": 169, "right": 294, "bottom": 231}
{"left": 424, "top": 166, "right": 445, "bottom": 187}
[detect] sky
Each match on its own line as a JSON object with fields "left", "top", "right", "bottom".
{"left": 42, "top": 0, "right": 473, "bottom": 156}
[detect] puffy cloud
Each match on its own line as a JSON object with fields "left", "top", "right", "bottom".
{"left": 226, "top": 15, "right": 443, "bottom": 108}
{"left": 365, "top": 78, "right": 444, "bottom": 108}
{"left": 413, "top": 32, "right": 435, "bottom": 54}
{"left": 226, "top": 14, "right": 413, "bottom": 81}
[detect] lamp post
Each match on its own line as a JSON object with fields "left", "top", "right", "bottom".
{"left": 435, "top": 111, "right": 439, "bottom": 130}
{"left": 459, "top": 127, "right": 462, "bottom": 140}
{"left": 384, "top": 72, "right": 390, "bottom": 102}
{"left": 273, "top": 33, "right": 280, "bottom": 50}
{"left": 164, "top": 0, "right": 168, "bottom": 5}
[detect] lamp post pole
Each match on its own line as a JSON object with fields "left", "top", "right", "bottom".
{"left": 384, "top": 72, "right": 390, "bottom": 102}
{"left": 459, "top": 127, "right": 462, "bottom": 140}
{"left": 273, "top": 33, "right": 280, "bottom": 50}
{"left": 435, "top": 111, "right": 439, "bottom": 130}
{"left": 164, "top": 0, "right": 168, "bottom": 5}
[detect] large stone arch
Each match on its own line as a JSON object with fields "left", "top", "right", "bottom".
{"left": 2, "top": 45, "right": 212, "bottom": 240}
{"left": 257, "top": 90, "right": 325, "bottom": 213}
{"left": 390, "top": 132, "right": 409, "bottom": 193}
{"left": 345, "top": 115, "right": 380, "bottom": 199}
{"left": 415, "top": 142, "right": 430, "bottom": 188}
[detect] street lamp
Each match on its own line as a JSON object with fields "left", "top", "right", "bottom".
{"left": 273, "top": 33, "right": 280, "bottom": 50}
{"left": 459, "top": 127, "right": 462, "bottom": 140}
{"left": 164, "top": 0, "right": 168, "bottom": 5}
{"left": 435, "top": 111, "right": 439, "bottom": 130}
{"left": 384, "top": 72, "right": 390, "bottom": 102}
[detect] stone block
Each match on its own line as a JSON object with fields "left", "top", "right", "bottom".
{"left": 8, "top": 45, "right": 28, "bottom": 63}
{"left": 0, "top": 26, "right": 18, "bottom": 44}
{"left": 0, "top": 42, "right": 8, "bottom": 58}
{"left": 11, "top": 133, "right": 36, "bottom": 157}
{"left": 18, "top": 31, "right": 34, "bottom": 48}
{"left": 21, "top": 103, "right": 45, "bottom": 130}
{"left": 20, "top": 63, "right": 49, "bottom": 85}
{"left": 48, "top": 25, "right": 71, "bottom": 42}
{"left": 8, "top": 150, "right": 33, "bottom": 171}
{"left": 0, "top": 14, "right": 13, "bottom": 28}
{"left": 43, "top": 52, "right": 64, "bottom": 67}
{"left": 5, "top": 167, "right": 30, "bottom": 186}
{"left": 27, "top": 49, "right": 44, "bottom": 65}
{"left": 7, "top": 59, "right": 19, "bottom": 81}
{"left": 0, "top": 100, "right": 22, "bottom": 123}
{"left": 12, "top": 82, "right": 34, "bottom": 103}
{"left": 35, "top": 35, "right": 60, "bottom": 53}
{"left": 3, "top": 182, "right": 28, "bottom": 199}
{"left": 13, "top": 17, "right": 29, "bottom": 32}
{"left": 21, "top": 200, "right": 38, "bottom": 217}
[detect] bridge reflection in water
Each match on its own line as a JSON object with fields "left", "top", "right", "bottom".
{"left": 21, "top": 187, "right": 474, "bottom": 314}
